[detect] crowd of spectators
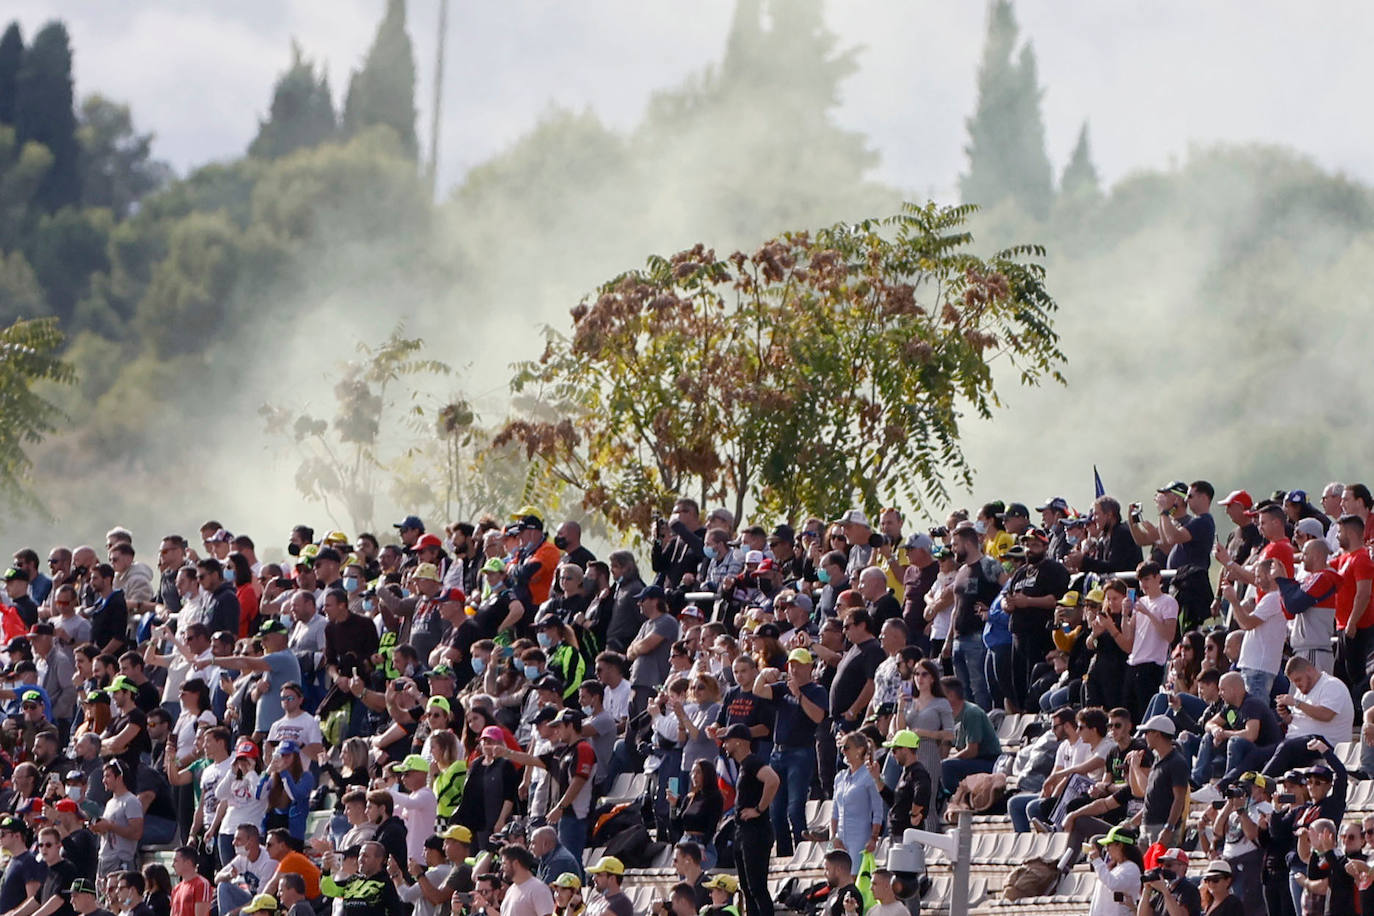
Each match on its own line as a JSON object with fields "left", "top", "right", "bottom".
{"left": 0, "top": 481, "right": 1370, "bottom": 916}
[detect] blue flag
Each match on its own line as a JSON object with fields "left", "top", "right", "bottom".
{"left": 1093, "top": 465, "right": 1105, "bottom": 499}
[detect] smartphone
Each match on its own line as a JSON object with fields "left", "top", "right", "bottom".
{"left": 1276, "top": 793, "right": 1296, "bottom": 804}
{"left": 667, "top": 777, "right": 679, "bottom": 796}
{"left": 1126, "top": 588, "right": 1137, "bottom": 602}
{"left": 1211, "top": 799, "right": 1226, "bottom": 810}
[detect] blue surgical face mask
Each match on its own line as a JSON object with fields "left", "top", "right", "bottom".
{"left": 471, "top": 657, "right": 485, "bottom": 675}
{"left": 974, "top": 520, "right": 987, "bottom": 535}
{"left": 536, "top": 633, "right": 551, "bottom": 649}
{"left": 817, "top": 568, "right": 831, "bottom": 584}
{"left": 362, "top": 598, "right": 375, "bottom": 613}
{"left": 1067, "top": 535, "right": 1080, "bottom": 547}
{"left": 223, "top": 567, "right": 235, "bottom": 585}
{"left": 523, "top": 664, "right": 540, "bottom": 680}
{"left": 342, "top": 577, "right": 360, "bottom": 593}
{"left": 704, "top": 546, "right": 718, "bottom": 560}
{"left": 581, "top": 705, "right": 594, "bottom": 716}
{"left": 400, "top": 589, "right": 412, "bottom": 599}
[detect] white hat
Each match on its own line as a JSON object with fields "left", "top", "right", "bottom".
{"left": 744, "top": 550, "right": 765, "bottom": 565}
{"left": 832, "top": 509, "right": 871, "bottom": 528}
{"left": 1294, "top": 517, "right": 1325, "bottom": 540}
{"left": 1137, "top": 714, "right": 1177, "bottom": 737}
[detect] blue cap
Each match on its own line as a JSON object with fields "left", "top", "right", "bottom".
{"left": 276, "top": 739, "right": 300, "bottom": 756}
{"left": 1285, "top": 490, "right": 1308, "bottom": 505}
{"left": 393, "top": 515, "right": 424, "bottom": 531}
{"left": 1036, "top": 497, "right": 1069, "bottom": 513}
{"left": 638, "top": 585, "right": 666, "bottom": 603}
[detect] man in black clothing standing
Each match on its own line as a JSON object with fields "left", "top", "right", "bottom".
{"left": 828, "top": 610, "right": 885, "bottom": 737}
{"left": 320, "top": 840, "right": 404, "bottom": 916}
{"left": 878, "top": 729, "right": 931, "bottom": 837}
{"left": 1003, "top": 528, "right": 1070, "bottom": 712}
{"left": 1073, "top": 496, "right": 1144, "bottom": 575}
{"left": 721, "top": 724, "right": 778, "bottom": 916}
{"left": 651, "top": 499, "right": 706, "bottom": 589}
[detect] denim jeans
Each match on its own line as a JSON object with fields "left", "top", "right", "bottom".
{"left": 1142, "top": 691, "right": 1206, "bottom": 722}
{"left": 985, "top": 642, "right": 1013, "bottom": 710}
{"left": 1007, "top": 792, "right": 1036, "bottom": 832}
{"left": 1237, "top": 667, "right": 1276, "bottom": 705}
{"left": 557, "top": 812, "right": 588, "bottom": 864}
{"left": 769, "top": 745, "right": 814, "bottom": 856}
{"left": 941, "top": 756, "right": 995, "bottom": 795}
{"left": 218, "top": 883, "right": 252, "bottom": 916}
{"left": 1039, "top": 685, "right": 1072, "bottom": 713}
{"left": 1217, "top": 737, "right": 1274, "bottom": 788}
{"left": 952, "top": 636, "right": 992, "bottom": 711}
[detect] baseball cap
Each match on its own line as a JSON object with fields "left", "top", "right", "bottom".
{"left": 107, "top": 675, "right": 137, "bottom": 693}
{"left": 412, "top": 563, "right": 441, "bottom": 582}
{"left": 53, "top": 799, "right": 78, "bottom": 814}
{"left": 20, "top": 690, "right": 40, "bottom": 704}
{"left": 756, "top": 558, "right": 776, "bottom": 573}
{"left": 479, "top": 725, "right": 506, "bottom": 743}
{"left": 1218, "top": 490, "right": 1253, "bottom": 510}
{"left": 235, "top": 738, "right": 260, "bottom": 758}
{"left": 1064, "top": 514, "right": 1088, "bottom": 529}
{"left": 1306, "top": 765, "right": 1334, "bottom": 782}
{"left": 258, "top": 619, "right": 289, "bottom": 636}
{"left": 1160, "top": 847, "right": 1189, "bottom": 866}
{"left": 551, "top": 873, "right": 582, "bottom": 889}
{"left": 1084, "top": 587, "right": 1106, "bottom": 605}
{"left": 438, "top": 587, "right": 465, "bottom": 604}
{"left": 440, "top": 824, "right": 473, "bottom": 843}
{"left": 63, "top": 769, "right": 86, "bottom": 783}
{"left": 1137, "top": 715, "right": 1177, "bottom": 737}
{"left": 533, "top": 705, "right": 559, "bottom": 725}
{"left": 1239, "top": 771, "right": 1271, "bottom": 791}
{"left": 786, "top": 648, "right": 814, "bottom": 665}
{"left": 427, "top": 665, "right": 455, "bottom": 680}
{"left": 1157, "top": 481, "right": 1188, "bottom": 498}
{"left": 390, "top": 754, "right": 430, "bottom": 774}
{"left": 508, "top": 505, "right": 544, "bottom": 525}
{"left": 1058, "top": 591, "right": 1080, "bottom": 608}
{"left": 768, "top": 524, "right": 795, "bottom": 544}
{"left": 831, "top": 509, "right": 871, "bottom": 528}
{"left": 721, "top": 723, "right": 752, "bottom": 743}
{"left": 1019, "top": 527, "right": 1049, "bottom": 544}
{"left": 242, "top": 894, "right": 279, "bottom": 914}
{"left": 903, "top": 532, "right": 935, "bottom": 552}
{"left": 393, "top": 515, "right": 424, "bottom": 531}
{"left": 1295, "top": 517, "right": 1325, "bottom": 540}
{"left": 20, "top": 798, "right": 45, "bottom": 819}
{"left": 84, "top": 690, "right": 109, "bottom": 705}
{"left": 1004, "top": 502, "right": 1030, "bottom": 519}
{"left": 755, "top": 623, "right": 780, "bottom": 640}
{"left": 551, "top": 708, "right": 584, "bottom": 728}
{"left": 703, "top": 873, "right": 740, "bottom": 893}
{"left": 1286, "top": 489, "right": 1309, "bottom": 505}
{"left": 1281, "top": 769, "right": 1308, "bottom": 784}
{"left": 743, "top": 550, "right": 764, "bottom": 565}
{"left": 276, "top": 740, "right": 300, "bottom": 756}
{"left": 1035, "top": 497, "right": 1069, "bottom": 513}
{"left": 69, "top": 878, "right": 98, "bottom": 896}
{"left": 480, "top": 557, "right": 505, "bottom": 575}
{"left": 321, "top": 530, "right": 350, "bottom": 546}
{"left": 1004, "top": 545, "right": 1027, "bottom": 560}
{"left": 26, "top": 623, "right": 53, "bottom": 637}
{"left": 678, "top": 604, "right": 704, "bottom": 620}
{"left": 416, "top": 534, "right": 444, "bottom": 551}
{"left": 637, "top": 585, "right": 666, "bottom": 603}
{"left": 883, "top": 729, "right": 920, "bottom": 750}
{"left": 585, "top": 856, "right": 625, "bottom": 876}
{"left": 1097, "top": 824, "right": 1136, "bottom": 846}
{"left": 426, "top": 696, "right": 452, "bottom": 714}
{"left": 535, "top": 614, "right": 563, "bottom": 630}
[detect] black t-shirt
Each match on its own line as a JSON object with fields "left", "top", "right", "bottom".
{"left": 953, "top": 556, "right": 1003, "bottom": 636}
{"left": 1006, "top": 559, "right": 1071, "bottom": 636}
{"left": 38, "top": 857, "right": 76, "bottom": 916}
{"left": 716, "top": 688, "right": 774, "bottom": 747}
{"left": 1143, "top": 747, "right": 1188, "bottom": 826}
{"left": 734, "top": 753, "right": 769, "bottom": 819}
{"left": 823, "top": 883, "right": 864, "bottom": 916}
{"left": 1204, "top": 896, "right": 1243, "bottom": 916}
{"left": 133, "top": 680, "right": 160, "bottom": 714}
{"left": 829, "top": 638, "right": 885, "bottom": 721}
{"left": 1224, "top": 697, "right": 1282, "bottom": 747}
{"left": 12, "top": 596, "right": 38, "bottom": 629}
{"left": 89, "top": 591, "right": 128, "bottom": 650}
{"left": 869, "top": 593, "right": 902, "bottom": 630}
{"left": 1105, "top": 739, "right": 1145, "bottom": 784}
{"left": 103, "top": 707, "right": 149, "bottom": 775}
{"left": 61, "top": 828, "right": 97, "bottom": 880}
{"left": 1147, "top": 875, "right": 1201, "bottom": 916}
{"left": 1307, "top": 849, "right": 1356, "bottom": 915}
{"left": 0, "top": 851, "right": 43, "bottom": 912}
{"left": 563, "top": 546, "right": 596, "bottom": 570}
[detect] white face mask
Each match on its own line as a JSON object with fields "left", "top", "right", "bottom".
{"left": 65, "top": 786, "right": 81, "bottom": 801}
{"left": 233, "top": 844, "right": 247, "bottom": 859}
{"left": 974, "top": 520, "right": 987, "bottom": 535}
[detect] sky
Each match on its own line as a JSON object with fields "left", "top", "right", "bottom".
{"left": 10, "top": 0, "right": 1374, "bottom": 203}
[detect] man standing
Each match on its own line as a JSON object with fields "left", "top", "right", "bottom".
{"left": 1333, "top": 514, "right": 1374, "bottom": 701}
{"left": 1074, "top": 496, "right": 1143, "bottom": 575}
{"left": 319, "top": 841, "right": 403, "bottom": 916}
{"left": 720, "top": 724, "right": 778, "bottom": 916}
{"left": 92, "top": 762, "right": 141, "bottom": 876}
{"left": 856, "top": 568, "right": 901, "bottom": 631}
{"left": 651, "top": 499, "right": 705, "bottom": 590}
{"left": 195, "top": 561, "right": 240, "bottom": 639}
{"left": 496, "top": 845, "right": 554, "bottom": 916}
{"left": 878, "top": 729, "right": 932, "bottom": 839}
{"left": 386, "top": 755, "right": 437, "bottom": 867}
{"left": 828, "top": 610, "right": 884, "bottom": 737}
{"left": 949, "top": 525, "right": 1006, "bottom": 711}
{"left": 1123, "top": 562, "right": 1179, "bottom": 725}
{"left": 1142, "top": 480, "right": 1216, "bottom": 632}
{"left": 626, "top": 587, "right": 678, "bottom": 718}
{"left": 205, "top": 620, "right": 301, "bottom": 741}
{"left": 751, "top": 648, "right": 827, "bottom": 857}
{"left": 1134, "top": 715, "right": 1189, "bottom": 847}
{"left": 83, "top": 566, "right": 128, "bottom": 657}
{"left": 0, "top": 815, "right": 43, "bottom": 914}
{"left": 1003, "top": 527, "right": 1070, "bottom": 712}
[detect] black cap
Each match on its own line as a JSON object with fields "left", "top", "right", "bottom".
{"left": 1005, "top": 502, "right": 1030, "bottom": 519}
{"left": 638, "top": 585, "right": 666, "bottom": 603}
{"left": 532, "top": 705, "right": 560, "bottom": 725}
{"left": 533, "top": 674, "right": 564, "bottom": 694}
{"left": 755, "top": 623, "right": 780, "bottom": 639}
{"left": 315, "top": 546, "right": 342, "bottom": 564}
{"left": 552, "top": 708, "right": 585, "bottom": 728}
{"left": 769, "top": 524, "right": 796, "bottom": 543}
{"left": 721, "top": 723, "right": 752, "bottom": 743}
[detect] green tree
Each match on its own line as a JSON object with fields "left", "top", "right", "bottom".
{"left": 960, "top": 0, "right": 1054, "bottom": 219}
{"left": 14, "top": 22, "right": 79, "bottom": 212}
{"left": 499, "top": 203, "right": 1065, "bottom": 530}
{"left": 0, "top": 124, "right": 51, "bottom": 250}
{"left": 342, "top": 0, "right": 417, "bottom": 159}
{"left": 0, "top": 250, "right": 47, "bottom": 324}
{"left": 249, "top": 42, "right": 337, "bottom": 160}
{"left": 0, "top": 23, "right": 22, "bottom": 126}
{"left": 0, "top": 316, "right": 74, "bottom": 505}
{"left": 76, "top": 95, "right": 171, "bottom": 219}
{"left": 1060, "top": 121, "right": 1100, "bottom": 199}
{"left": 24, "top": 206, "right": 110, "bottom": 327}
{"left": 132, "top": 210, "right": 245, "bottom": 359}
{"left": 260, "top": 327, "right": 449, "bottom": 531}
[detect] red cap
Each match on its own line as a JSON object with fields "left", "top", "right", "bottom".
{"left": 439, "top": 587, "right": 466, "bottom": 604}
{"left": 234, "top": 738, "right": 260, "bottom": 758}
{"left": 21, "top": 798, "right": 44, "bottom": 816}
{"left": 1219, "top": 490, "right": 1253, "bottom": 510}
{"left": 756, "top": 558, "right": 775, "bottom": 573}
{"left": 53, "top": 799, "right": 78, "bottom": 814}
{"left": 417, "top": 534, "right": 444, "bottom": 550}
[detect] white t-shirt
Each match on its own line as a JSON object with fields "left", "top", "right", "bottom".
{"left": 164, "top": 647, "right": 214, "bottom": 703}
{"left": 1291, "top": 671, "right": 1356, "bottom": 747}
{"left": 199, "top": 757, "right": 231, "bottom": 816}
{"left": 603, "top": 680, "right": 631, "bottom": 722}
{"left": 390, "top": 785, "right": 437, "bottom": 865}
{"left": 501, "top": 874, "right": 555, "bottom": 916}
{"left": 172, "top": 708, "right": 217, "bottom": 759}
{"left": 228, "top": 846, "right": 277, "bottom": 893}
{"left": 928, "top": 569, "right": 957, "bottom": 640}
{"left": 1238, "top": 592, "right": 1287, "bottom": 675}
{"left": 216, "top": 768, "right": 269, "bottom": 835}
{"left": 1127, "top": 593, "right": 1178, "bottom": 666}
{"left": 267, "top": 710, "right": 324, "bottom": 750}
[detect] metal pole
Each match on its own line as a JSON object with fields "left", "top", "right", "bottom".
{"left": 951, "top": 809, "right": 971, "bottom": 916}
{"left": 427, "top": 0, "right": 448, "bottom": 197}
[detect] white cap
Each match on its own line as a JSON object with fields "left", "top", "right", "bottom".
{"left": 1137, "top": 714, "right": 1177, "bottom": 737}
{"left": 744, "top": 549, "right": 765, "bottom": 565}
{"left": 1295, "top": 517, "right": 1325, "bottom": 540}
{"left": 832, "top": 509, "right": 871, "bottom": 528}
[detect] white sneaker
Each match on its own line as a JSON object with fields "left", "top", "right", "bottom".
{"left": 1191, "top": 784, "right": 1221, "bottom": 805}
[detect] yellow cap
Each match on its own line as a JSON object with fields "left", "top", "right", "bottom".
{"left": 585, "top": 856, "right": 625, "bottom": 875}
{"left": 242, "top": 894, "right": 278, "bottom": 914}
{"left": 703, "top": 874, "right": 739, "bottom": 893}
{"left": 440, "top": 824, "right": 473, "bottom": 843}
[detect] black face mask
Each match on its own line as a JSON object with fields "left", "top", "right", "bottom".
{"left": 287, "top": 543, "right": 301, "bottom": 557}
{"left": 553, "top": 535, "right": 569, "bottom": 551}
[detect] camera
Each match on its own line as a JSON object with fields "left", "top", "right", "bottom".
{"left": 1142, "top": 869, "right": 1162, "bottom": 883}
{"left": 72, "top": 565, "right": 88, "bottom": 578}
{"left": 1224, "top": 786, "right": 1247, "bottom": 799}
{"left": 1129, "top": 504, "right": 1143, "bottom": 523}
{"left": 868, "top": 532, "right": 884, "bottom": 549}
{"left": 1276, "top": 793, "right": 1296, "bottom": 804}
{"left": 929, "top": 526, "right": 948, "bottom": 539}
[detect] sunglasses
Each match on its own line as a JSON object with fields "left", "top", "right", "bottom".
{"left": 1203, "top": 876, "right": 1227, "bottom": 884}
{"left": 38, "top": 842, "right": 55, "bottom": 849}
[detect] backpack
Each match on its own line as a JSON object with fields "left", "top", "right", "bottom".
{"left": 602, "top": 823, "right": 663, "bottom": 868}
{"left": 1002, "top": 856, "right": 1061, "bottom": 900}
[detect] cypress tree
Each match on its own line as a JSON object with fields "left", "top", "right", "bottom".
{"left": 1060, "top": 120, "right": 1101, "bottom": 199}
{"left": 342, "top": 0, "right": 417, "bottom": 158}
{"left": 249, "top": 42, "right": 337, "bottom": 159}
{"left": 0, "top": 23, "right": 22, "bottom": 127}
{"left": 15, "top": 21, "right": 79, "bottom": 212}
{"left": 959, "top": 0, "right": 1054, "bottom": 219}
